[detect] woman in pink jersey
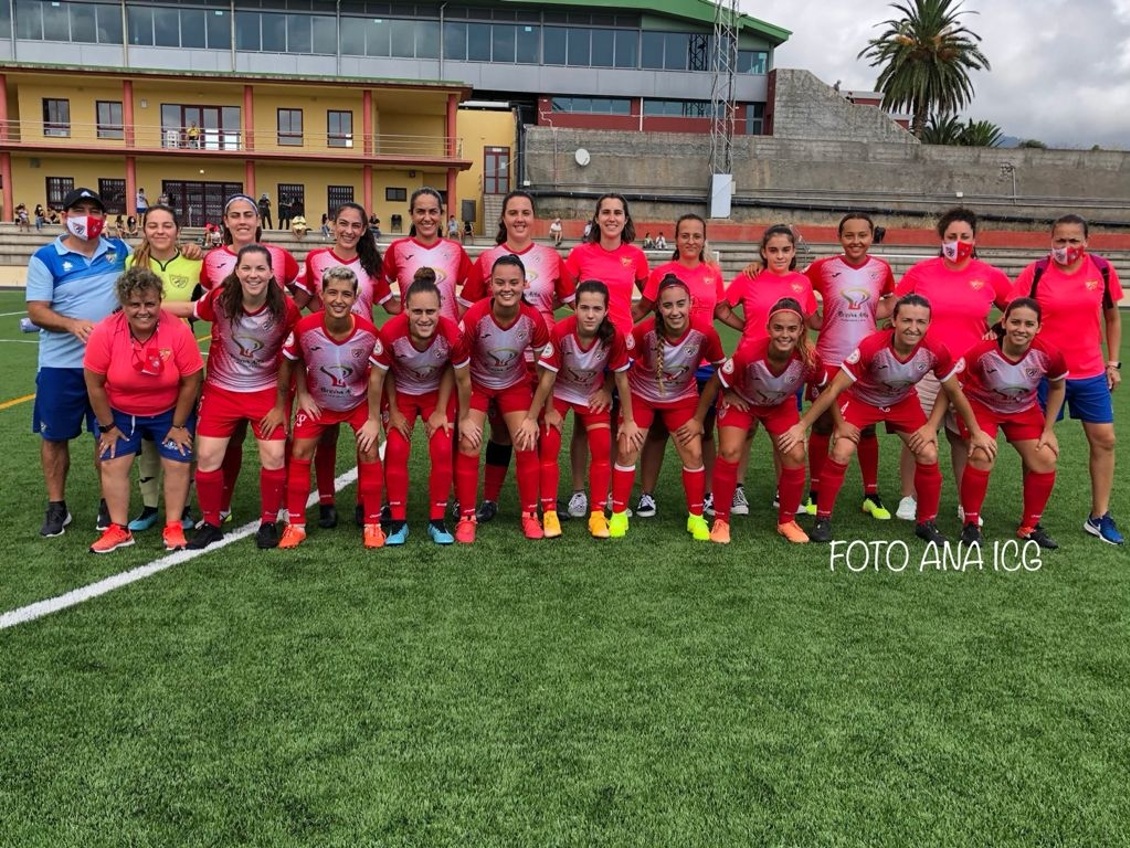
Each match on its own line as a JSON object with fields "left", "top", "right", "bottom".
{"left": 382, "top": 269, "right": 468, "bottom": 546}
{"left": 804, "top": 213, "right": 896, "bottom": 521}
{"left": 958, "top": 298, "right": 1066, "bottom": 549}
{"left": 781, "top": 294, "right": 996, "bottom": 545}
{"left": 538, "top": 280, "right": 642, "bottom": 539}
{"left": 893, "top": 207, "right": 1011, "bottom": 522}
{"left": 608, "top": 275, "right": 725, "bottom": 541}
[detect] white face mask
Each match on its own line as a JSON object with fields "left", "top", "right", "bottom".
{"left": 65, "top": 215, "right": 104, "bottom": 240}
{"left": 941, "top": 239, "right": 974, "bottom": 263}
{"left": 1051, "top": 245, "right": 1085, "bottom": 265}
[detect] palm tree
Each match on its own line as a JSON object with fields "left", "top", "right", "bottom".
{"left": 920, "top": 113, "right": 964, "bottom": 145}
{"left": 858, "top": 0, "right": 991, "bottom": 138}
{"left": 960, "top": 118, "right": 1003, "bottom": 147}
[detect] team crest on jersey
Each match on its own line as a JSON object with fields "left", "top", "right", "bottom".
{"left": 542, "top": 340, "right": 554, "bottom": 358}
{"left": 621, "top": 257, "right": 633, "bottom": 268}
{"left": 721, "top": 359, "right": 735, "bottom": 375}
{"left": 969, "top": 279, "right": 985, "bottom": 290}
{"left": 1086, "top": 278, "right": 1101, "bottom": 291}
{"left": 845, "top": 348, "right": 861, "bottom": 364}
{"left": 625, "top": 334, "right": 636, "bottom": 351}
{"left": 352, "top": 348, "right": 367, "bottom": 359}
{"left": 62, "top": 261, "right": 74, "bottom": 272}
{"left": 791, "top": 283, "right": 804, "bottom": 293}
{"left": 319, "top": 364, "right": 353, "bottom": 388}
{"left": 373, "top": 338, "right": 384, "bottom": 356}
{"left": 106, "top": 252, "right": 117, "bottom": 264}
{"left": 515, "top": 327, "right": 529, "bottom": 342}
{"left": 233, "top": 335, "right": 265, "bottom": 358}
{"left": 842, "top": 288, "right": 871, "bottom": 310}
{"left": 953, "top": 357, "right": 966, "bottom": 373}
{"left": 1025, "top": 366, "right": 1040, "bottom": 379}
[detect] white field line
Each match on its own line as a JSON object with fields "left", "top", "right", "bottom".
{"left": 1, "top": 466, "right": 359, "bottom": 631}
{"left": 0, "top": 339, "right": 38, "bottom": 344}
{"left": 0, "top": 310, "right": 30, "bottom": 317}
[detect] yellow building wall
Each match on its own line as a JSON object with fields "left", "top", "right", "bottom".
{"left": 14, "top": 81, "right": 126, "bottom": 147}
{"left": 129, "top": 81, "right": 245, "bottom": 149}
{"left": 455, "top": 108, "right": 517, "bottom": 230}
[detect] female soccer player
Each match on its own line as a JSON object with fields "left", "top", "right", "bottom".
{"left": 694, "top": 298, "right": 823, "bottom": 545}
{"left": 84, "top": 267, "right": 204, "bottom": 553}
{"left": 382, "top": 269, "right": 469, "bottom": 546}
{"left": 276, "top": 266, "right": 388, "bottom": 550}
{"left": 608, "top": 275, "right": 725, "bottom": 541}
{"left": 453, "top": 254, "right": 552, "bottom": 543}
{"left": 779, "top": 294, "right": 997, "bottom": 545}
{"left": 1012, "top": 214, "right": 1124, "bottom": 545}
{"left": 958, "top": 298, "right": 1067, "bottom": 548}
{"left": 538, "top": 280, "right": 642, "bottom": 539}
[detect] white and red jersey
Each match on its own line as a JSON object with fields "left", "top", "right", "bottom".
{"left": 719, "top": 337, "right": 825, "bottom": 408}
{"left": 538, "top": 314, "right": 632, "bottom": 407}
{"left": 627, "top": 317, "right": 725, "bottom": 405}
{"left": 200, "top": 244, "right": 302, "bottom": 293}
{"left": 464, "top": 242, "right": 572, "bottom": 322}
{"left": 563, "top": 241, "right": 650, "bottom": 333}
{"left": 282, "top": 313, "right": 387, "bottom": 413}
{"left": 841, "top": 329, "right": 960, "bottom": 408}
{"left": 194, "top": 287, "right": 301, "bottom": 392}
{"left": 381, "top": 312, "right": 468, "bottom": 397}
{"left": 457, "top": 300, "right": 550, "bottom": 391}
{"left": 382, "top": 237, "right": 477, "bottom": 323}
{"left": 806, "top": 255, "right": 896, "bottom": 365}
{"left": 643, "top": 260, "right": 725, "bottom": 325}
{"left": 960, "top": 336, "right": 1068, "bottom": 415}
{"left": 299, "top": 248, "right": 393, "bottom": 319}
{"left": 725, "top": 269, "right": 818, "bottom": 342}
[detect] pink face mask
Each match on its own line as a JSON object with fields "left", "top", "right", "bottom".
{"left": 941, "top": 239, "right": 974, "bottom": 263}
{"left": 66, "top": 215, "right": 105, "bottom": 240}
{"left": 1051, "top": 245, "right": 1085, "bottom": 265}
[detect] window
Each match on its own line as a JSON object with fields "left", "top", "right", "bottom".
{"left": 385, "top": 187, "right": 407, "bottom": 202}
{"left": 45, "top": 177, "right": 74, "bottom": 208}
{"left": 745, "top": 102, "right": 766, "bottom": 135}
{"left": 738, "top": 50, "right": 768, "bottom": 75}
{"left": 328, "top": 185, "right": 354, "bottom": 215}
{"left": 129, "top": 5, "right": 226, "bottom": 49}
{"left": 43, "top": 98, "right": 70, "bottom": 137}
{"left": 327, "top": 111, "right": 353, "bottom": 148}
{"left": 551, "top": 97, "right": 631, "bottom": 115}
{"left": 278, "top": 109, "right": 303, "bottom": 146}
{"left": 98, "top": 179, "right": 127, "bottom": 215}
{"left": 644, "top": 99, "right": 713, "bottom": 117}
{"left": 96, "top": 101, "right": 124, "bottom": 140}
{"left": 161, "top": 104, "right": 242, "bottom": 150}
{"left": 542, "top": 26, "right": 566, "bottom": 65}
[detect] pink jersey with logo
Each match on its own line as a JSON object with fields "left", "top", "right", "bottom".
{"left": 538, "top": 314, "right": 632, "bottom": 407}
{"left": 382, "top": 237, "right": 477, "bottom": 323}
{"left": 200, "top": 244, "right": 301, "bottom": 292}
{"left": 457, "top": 300, "right": 550, "bottom": 391}
{"left": 806, "top": 255, "right": 896, "bottom": 365}
{"left": 299, "top": 248, "right": 393, "bottom": 319}
{"left": 719, "top": 337, "right": 825, "bottom": 408}
{"left": 464, "top": 242, "right": 572, "bottom": 321}
{"left": 643, "top": 260, "right": 725, "bottom": 324}
{"left": 194, "top": 287, "right": 301, "bottom": 392}
{"left": 726, "top": 270, "right": 818, "bottom": 342}
{"left": 381, "top": 312, "right": 468, "bottom": 397}
{"left": 1011, "top": 256, "right": 1124, "bottom": 379}
{"left": 628, "top": 317, "right": 725, "bottom": 405}
{"left": 895, "top": 257, "right": 1011, "bottom": 363}
{"left": 282, "top": 313, "right": 387, "bottom": 413}
{"left": 563, "top": 241, "right": 650, "bottom": 333}
{"left": 960, "top": 336, "right": 1067, "bottom": 415}
{"left": 842, "top": 329, "right": 959, "bottom": 408}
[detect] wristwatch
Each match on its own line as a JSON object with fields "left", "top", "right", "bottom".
{"left": 1108, "top": 361, "right": 1122, "bottom": 370}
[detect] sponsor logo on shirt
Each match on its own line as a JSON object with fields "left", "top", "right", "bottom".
{"left": 841, "top": 288, "right": 871, "bottom": 310}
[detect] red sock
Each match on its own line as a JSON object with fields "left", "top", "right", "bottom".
{"left": 1021, "top": 470, "right": 1056, "bottom": 529}
{"left": 611, "top": 464, "right": 635, "bottom": 513}
{"left": 914, "top": 461, "right": 942, "bottom": 523}
{"left": 540, "top": 424, "right": 563, "bottom": 513}
{"left": 455, "top": 451, "right": 479, "bottom": 520}
{"left": 959, "top": 465, "right": 991, "bottom": 527}
{"left": 314, "top": 440, "right": 337, "bottom": 505}
{"left": 196, "top": 467, "right": 224, "bottom": 527}
{"left": 808, "top": 431, "right": 831, "bottom": 496}
{"left": 260, "top": 466, "right": 287, "bottom": 524}
{"left": 358, "top": 460, "right": 384, "bottom": 524}
{"left": 286, "top": 458, "right": 312, "bottom": 526}
{"left": 777, "top": 464, "right": 806, "bottom": 524}
{"left": 588, "top": 428, "right": 611, "bottom": 514}
{"left": 428, "top": 427, "right": 454, "bottom": 521}
{"left": 385, "top": 429, "right": 410, "bottom": 522}
{"left": 220, "top": 440, "right": 243, "bottom": 513}
{"left": 682, "top": 466, "right": 705, "bottom": 516}
{"left": 857, "top": 432, "right": 880, "bottom": 496}
{"left": 711, "top": 458, "right": 738, "bottom": 523}
{"left": 816, "top": 458, "right": 848, "bottom": 519}
{"left": 515, "top": 448, "right": 539, "bottom": 515}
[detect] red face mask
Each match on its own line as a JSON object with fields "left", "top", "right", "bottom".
{"left": 1051, "top": 245, "right": 1085, "bottom": 265}
{"left": 66, "top": 214, "right": 105, "bottom": 240}
{"left": 941, "top": 239, "right": 974, "bottom": 263}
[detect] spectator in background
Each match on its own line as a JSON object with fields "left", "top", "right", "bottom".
{"left": 186, "top": 121, "right": 201, "bottom": 148}
{"left": 549, "top": 216, "right": 563, "bottom": 247}
{"left": 290, "top": 196, "right": 305, "bottom": 220}
{"left": 126, "top": 215, "right": 139, "bottom": 237}
{"left": 16, "top": 203, "right": 31, "bottom": 232}
{"left": 369, "top": 215, "right": 382, "bottom": 239}
{"left": 447, "top": 215, "right": 459, "bottom": 240}
{"left": 463, "top": 219, "right": 473, "bottom": 244}
{"left": 136, "top": 188, "right": 148, "bottom": 216}
{"left": 321, "top": 212, "right": 330, "bottom": 240}
{"left": 34, "top": 203, "right": 46, "bottom": 231}
{"left": 643, "top": 232, "right": 655, "bottom": 249}
{"left": 278, "top": 197, "right": 292, "bottom": 230}
{"left": 258, "top": 193, "right": 273, "bottom": 229}
{"left": 655, "top": 232, "right": 668, "bottom": 250}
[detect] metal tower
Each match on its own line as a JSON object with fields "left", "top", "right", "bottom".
{"left": 708, "top": 0, "right": 739, "bottom": 217}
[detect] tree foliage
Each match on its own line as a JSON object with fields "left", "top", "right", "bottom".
{"left": 921, "top": 114, "right": 1003, "bottom": 147}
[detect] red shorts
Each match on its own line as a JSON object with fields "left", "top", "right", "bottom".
{"left": 716, "top": 398, "right": 799, "bottom": 436}
{"left": 958, "top": 399, "right": 1045, "bottom": 442}
{"left": 838, "top": 392, "right": 926, "bottom": 434}
{"left": 628, "top": 394, "right": 698, "bottom": 432}
{"left": 294, "top": 402, "right": 371, "bottom": 441}
{"left": 384, "top": 389, "right": 457, "bottom": 428}
{"left": 552, "top": 396, "right": 612, "bottom": 433}
{"left": 487, "top": 366, "right": 539, "bottom": 428}
{"left": 470, "top": 380, "right": 532, "bottom": 415}
{"left": 197, "top": 384, "right": 287, "bottom": 441}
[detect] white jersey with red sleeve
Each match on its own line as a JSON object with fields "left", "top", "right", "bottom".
{"left": 382, "top": 237, "right": 477, "bottom": 323}
{"left": 282, "top": 313, "right": 385, "bottom": 413}
{"left": 199, "top": 244, "right": 302, "bottom": 292}
{"left": 194, "top": 287, "right": 301, "bottom": 392}
{"left": 381, "top": 312, "right": 467, "bottom": 397}
{"left": 841, "top": 329, "right": 960, "bottom": 408}
{"left": 466, "top": 243, "right": 572, "bottom": 322}
{"left": 806, "top": 255, "right": 896, "bottom": 365}
{"left": 644, "top": 260, "right": 725, "bottom": 325}
{"left": 726, "top": 270, "right": 818, "bottom": 342}
{"left": 719, "top": 337, "right": 825, "bottom": 408}
{"left": 301, "top": 248, "right": 393, "bottom": 319}
{"left": 539, "top": 314, "right": 632, "bottom": 407}
{"left": 457, "top": 300, "right": 550, "bottom": 391}
{"left": 960, "top": 336, "right": 1068, "bottom": 415}
{"left": 627, "top": 317, "right": 725, "bottom": 405}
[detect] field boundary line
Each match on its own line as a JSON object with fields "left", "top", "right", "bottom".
{"left": 0, "top": 392, "right": 35, "bottom": 411}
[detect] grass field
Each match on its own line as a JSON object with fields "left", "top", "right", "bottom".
{"left": 1, "top": 288, "right": 1128, "bottom": 846}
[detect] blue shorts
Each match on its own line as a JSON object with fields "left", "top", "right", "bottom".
{"left": 695, "top": 365, "right": 718, "bottom": 425}
{"left": 33, "top": 367, "right": 95, "bottom": 441}
{"left": 1038, "top": 374, "right": 1113, "bottom": 425}
{"left": 100, "top": 407, "right": 196, "bottom": 463}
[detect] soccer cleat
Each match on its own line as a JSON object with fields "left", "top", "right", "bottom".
{"left": 567, "top": 490, "right": 588, "bottom": 519}
{"left": 428, "top": 521, "right": 455, "bottom": 545}
{"left": 455, "top": 517, "right": 477, "bottom": 544}
{"left": 810, "top": 517, "right": 833, "bottom": 543}
{"left": 318, "top": 504, "right": 338, "bottom": 529}
{"left": 89, "top": 524, "right": 134, "bottom": 554}
{"left": 385, "top": 522, "right": 409, "bottom": 546}
{"left": 522, "top": 511, "right": 544, "bottom": 540}
{"left": 915, "top": 520, "right": 947, "bottom": 545}
{"left": 363, "top": 523, "right": 386, "bottom": 549}
{"left": 96, "top": 499, "right": 111, "bottom": 531}
{"left": 861, "top": 494, "right": 892, "bottom": 521}
{"left": 542, "top": 510, "right": 563, "bottom": 538}
{"left": 1084, "top": 512, "right": 1124, "bottom": 546}
{"left": 803, "top": 493, "right": 818, "bottom": 517}
{"left": 687, "top": 513, "right": 710, "bottom": 541}
{"left": 1019, "top": 524, "right": 1058, "bottom": 550}
{"left": 40, "top": 502, "right": 72, "bottom": 538}
{"left": 731, "top": 484, "right": 749, "bottom": 516}
{"left": 277, "top": 524, "right": 307, "bottom": 549}
{"left": 608, "top": 511, "right": 629, "bottom": 538}
{"left": 776, "top": 520, "right": 809, "bottom": 544}
{"left": 187, "top": 522, "right": 224, "bottom": 550}
{"left": 960, "top": 522, "right": 983, "bottom": 546}
{"left": 635, "top": 492, "right": 657, "bottom": 518}
{"left": 128, "top": 506, "right": 160, "bottom": 532}
{"left": 709, "top": 519, "right": 731, "bottom": 544}
{"left": 896, "top": 496, "right": 917, "bottom": 521}
{"left": 476, "top": 500, "right": 499, "bottom": 524}
{"left": 702, "top": 492, "right": 715, "bottom": 518}
{"left": 255, "top": 521, "right": 280, "bottom": 549}
{"left": 162, "top": 522, "right": 188, "bottom": 552}
{"left": 588, "top": 512, "right": 610, "bottom": 539}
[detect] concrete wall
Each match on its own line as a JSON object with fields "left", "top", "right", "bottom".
{"left": 767, "top": 69, "right": 916, "bottom": 143}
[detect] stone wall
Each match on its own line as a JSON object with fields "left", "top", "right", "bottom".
{"left": 767, "top": 69, "right": 917, "bottom": 143}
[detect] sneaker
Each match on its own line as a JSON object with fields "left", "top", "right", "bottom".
{"left": 355, "top": 503, "right": 365, "bottom": 527}
{"left": 861, "top": 494, "right": 892, "bottom": 521}
{"left": 1084, "top": 512, "right": 1124, "bottom": 546}
{"left": 777, "top": 520, "right": 810, "bottom": 544}
{"left": 128, "top": 506, "right": 160, "bottom": 532}
{"left": 522, "top": 511, "right": 544, "bottom": 540}
{"left": 386, "top": 522, "right": 409, "bottom": 546}
{"left": 803, "top": 494, "right": 817, "bottom": 517}
{"left": 96, "top": 498, "right": 111, "bottom": 531}
{"left": 89, "top": 523, "right": 134, "bottom": 554}
{"left": 277, "top": 524, "right": 307, "bottom": 549}
{"left": 687, "top": 513, "right": 710, "bottom": 541}
{"left": 163, "top": 523, "right": 187, "bottom": 552}
{"left": 915, "top": 520, "right": 947, "bottom": 545}
{"left": 810, "top": 517, "right": 833, "bottom": 543}
{"left": 567, "top": 490, "right": 588, "bottom": 519}
{"left": 731, "top": 485, "right": 749, "bottom": 516}
{"left": 709, "top": 519, "right": 731, "bottom": 544}
{"left": 318, "top": 504, "right": 338, "bottom": 529}
{"left": 1019, "top": 524, "right": 1059, "bottom": 550}
{"left": 428, "top": 521, "right": 455, "bottom": 545}
{"left": 703, "top": 492, "right": 715, "bottom": 518}
{"left": 220, "top": 509, "right": 233, "bottom": 525}
{"left": 255, "top": 521, "right": 280, "bottom": 549}
{"left": 957, "top": 505, "right": 983, "bottom": 527}
{"left": 363, "top": 523, "right": 386, "bottom": 549}
{"left": 608, "top": 494, "right": 632, "bottom": 518}
{"left": 476, "top": 500, "right": 499, "bottom": 523}
{"left": 555, "top": 499, "right": 573, "bottom": 522}
{"left": 588, "top": 512, "right": 610, "bottom": 539}
{"left": 896, "top": 496, "right": 917, "bottom": 521}
{"left": 609, "top": 511, "right": 629, "bottom": 538}
{"left": 455, "top": 517, "right": 477, "bottom": 544}
{"left": 40, "top": 502, "right": 72, "bottom": 538}
{"left": 635, "top": 492, "right": 657, "bottom": 518}
{"left": 960, "top": 522, "right": 982, "bottom": 546}
{"left": 543, "top": 510, "right": 562, "bottom": 538}
{"left": 187, "top": 522, "right": 224, "bottom": 550}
